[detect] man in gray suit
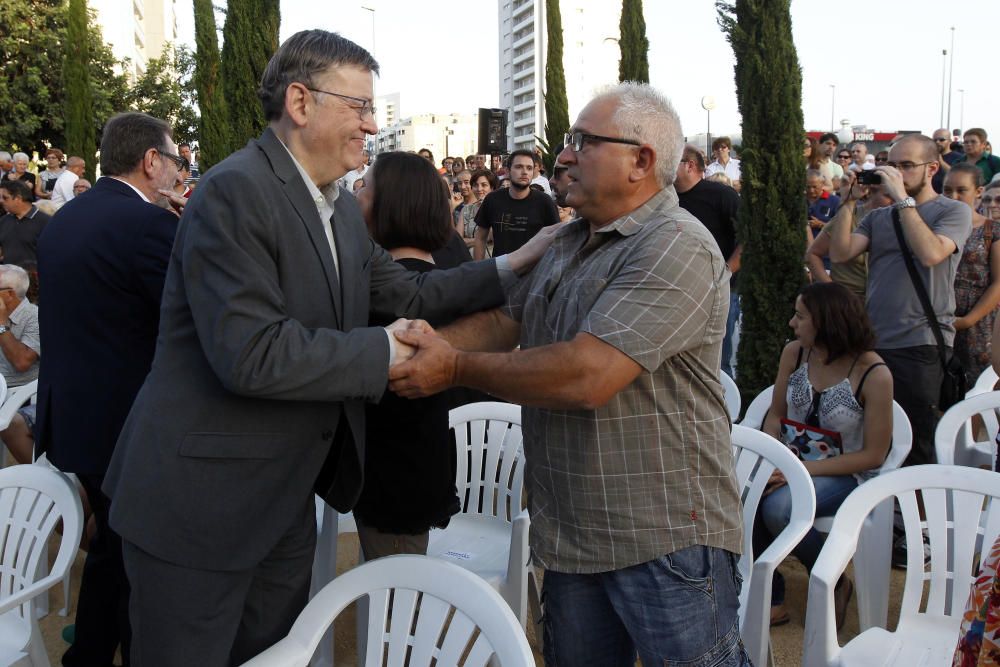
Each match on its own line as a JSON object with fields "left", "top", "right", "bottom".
{"left": 103, "top": 30, "right": 552, "bottom": 666}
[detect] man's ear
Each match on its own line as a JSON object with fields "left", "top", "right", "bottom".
{"left": 630, "top": 145, "right": 656, "bottom": 183}
{"left": 284, "top": 83, "right": 311, "bottom": 128}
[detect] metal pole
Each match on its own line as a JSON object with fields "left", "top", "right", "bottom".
{"left": 947, "top": 27, "right": 955, "bottom": 129}
{"left": 706, "top": 109, "right": 711, "bottom": 158}
{"left": 829, "top": 84, "right": 835, "bottom": 132}
{"left": 940, "top": 49, "right": 947, "bottom": 128}
{"left": 958, "top": 89, "right": 965, "bottom": 132}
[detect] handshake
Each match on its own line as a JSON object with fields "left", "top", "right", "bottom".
{"left": 383, "top": 318, "right": 457, "bottom": 398}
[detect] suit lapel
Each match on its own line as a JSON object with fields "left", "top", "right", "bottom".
{"left": 256, "top": 129, "right": 343, "bottom": 326}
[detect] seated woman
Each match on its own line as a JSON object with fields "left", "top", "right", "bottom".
{"left": 758, "top": 282, "right": 893, "bottom": 627}
{"left": 351, "top": 151, "right": 461, "bottom": 560}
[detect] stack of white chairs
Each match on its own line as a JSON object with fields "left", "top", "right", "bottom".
{"left": 803, "top": 464, "right": 1000, "bottom": 667}
{"left": 0, "top": 464, "right": 83, "bottom": 667}
{"left": 241, "top": 555, "right": 534, "bottom": 667}
{"left": 730, "top": 424, "right": 816, "bottom": 667}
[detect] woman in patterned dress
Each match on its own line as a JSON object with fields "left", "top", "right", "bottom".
{"left": 947, "top": 164, "right": 1000, "bottom": 387}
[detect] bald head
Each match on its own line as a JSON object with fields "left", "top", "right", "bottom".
{"left": 66, "top": 156, "right": 86, "bottom": 176}
{"left": 894, "top": 134, "right": 938, "bottom": 163}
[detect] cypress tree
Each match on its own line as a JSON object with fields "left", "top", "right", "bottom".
{"left": 221, "top": 0, "right": 280, "bottom": 150}
{"left": 541, "top": 0, "right": 569, "bottom": 175}
{"left": 194, "top": 0, "right": 229, "bottom": 170}
{"left": 618, "top": 0, "right": 649, "bottom": 83}
{"left": 717, "top": 0, "right": 807, "bottom": 399}
{"left": 63, "top": 0, "right": 96, "bottom": 181}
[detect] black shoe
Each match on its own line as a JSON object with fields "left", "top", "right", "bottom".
{"left": 891, "top": 530, "right": 930, "bottom": 569}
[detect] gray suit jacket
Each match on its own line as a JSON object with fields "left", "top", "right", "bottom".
{"left": 104, "top": 128, "right": 504, "bottom": 571}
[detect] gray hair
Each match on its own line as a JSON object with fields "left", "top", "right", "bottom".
{"left": 0, "top": 152, "right": 10, "bottom": 162}
{"left": 591, "top": 82, "right": 683, "bottom": 188}
{"left": 99, "top": 112, "right": 172, "bottom": 177}
{"left": 259, "top": 30, "right": 379, "bottom": 121}
{"left": 0, "top": 264, "right": 30, "bottom": 298}
{"left": 12, "top": 152, "right": 28, "bottom": 163}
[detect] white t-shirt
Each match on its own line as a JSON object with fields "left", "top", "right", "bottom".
{"left": 705, "top": 158, "right": 742, "bottom": 182}
{"left": 531, "top": 174, "right": 552, "bottom": 195}
{"left": 50, "top": 170, "right": 79, "bottom": 206}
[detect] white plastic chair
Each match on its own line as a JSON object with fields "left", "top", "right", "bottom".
{"left": 0, "top": 379, "right": 32, "bottom": 433}
{"left": 803, "top": 464, "right": 1000, "bottom": 667}
{"left": 0, "top": 464, "right": 84, "bottom": 667}
{"left": 239, "top": 555, "right": 535, "bottom": 667}
{"left": 720, "top": 371, "right": 741, "bottom": 422}
{"left": 738, "top": 385, "right": 774, "bottom": 430}
{"left": 426, "top": 402, "right": 532, "bottom": 628}
{"left": 966, "top": 366, "right": 999, "bottom": 398}
{"left": 730, "top": 424, "right": 816, "bottom": 667}
{"left": 935, "top": 390, "right": 1000, "bottom": 468}
{"left": 812, "top": 400, "right": 912, "bottom": 632}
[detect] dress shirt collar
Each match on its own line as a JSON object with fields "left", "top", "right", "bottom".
{"left": 275, "top": 138, "right": 340, "bottom": 212}
{"left": 589, "top": 187, "right": 678, "bottom": 238}
{"left": 108, "top": 177, "right": 151, "bottom": 203}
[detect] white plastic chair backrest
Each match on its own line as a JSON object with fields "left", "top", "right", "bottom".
{"left": 826, "top": 464, "right": 1000, "bottom": 620}
{"left": 967, "top": 366, "right": 999, "bottom": 398}
{"left": 0, "top": 373, "right": 8, "bottom": 408}
{"left": 730, "top": 425, "right": 817, "bottom": 618}
{"left": 878, "top": 401, "right": 912, "bottom": 474}
{"left": 239, "top": 555, "right": 535, "bottom": 667}
{"left": 720, "top": 372, "right": 741, "bottom": 422}
{"left": 935, "top": 391, "right": 1000, "bottom": 466}
{"left": 449, "top": 402, "right": 524, "bottom": 523}
{"left": 0, "top": 463, "right": 83, "bottom": 619}
{"left": 739, "top": 385, "right": 774, "bottom": 430}
{"left": 0, "top": 379, "right": 37, "bottom": 431}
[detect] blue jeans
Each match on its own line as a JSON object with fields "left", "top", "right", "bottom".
{"left": 753, "top": 474, "right": 858, "bottom": 605}
{"left": 541, "top": 545, "right": 750, "bottom": 666}
{"left": 721, "top": 291, "right": 740, "bottom": 379}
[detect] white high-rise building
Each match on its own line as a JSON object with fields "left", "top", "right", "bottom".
{"left": 91, "top": 0, "right": 178, "bottom": 82}
{"left": 375, "top": 112, "right": 480, "bottom": 163}
{"left": 498, "top": 0, "right": 622, "bottom": 152}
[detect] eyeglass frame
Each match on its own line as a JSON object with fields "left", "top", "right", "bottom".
{"left": 156, "top": 149, "right": 188, "bottom": 171}
{"left": 837, "top": 154, "right": 851, "bottom": 160}
{"left": 306, "top": 87, "right": 377, "bottom": 120}
{"left": 885, "top": 161, "right": 934, "bottom": 171}
{"left": 563, "top": 131, "right": 641, "bottom": 153}
{"left": 981, "top": 195, "right": 1000, "bottom": 205}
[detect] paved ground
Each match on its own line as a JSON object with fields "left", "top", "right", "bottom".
{"left": 36, "top": 532, "right": 910, "bottom": 666}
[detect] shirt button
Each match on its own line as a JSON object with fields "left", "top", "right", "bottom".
{"left": 321, "top": 429, "right": 334, "bottom": 440}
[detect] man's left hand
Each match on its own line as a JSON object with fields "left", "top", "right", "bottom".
{"left": 874, "top": 165, "right": 906, "bottom": 203}
{"left": 387, "top": 330, "right": 459, "bottom": 398}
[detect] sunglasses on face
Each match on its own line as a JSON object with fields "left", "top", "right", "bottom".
{"left": 982, "top": 196, "right": 1000, "bottom": 205}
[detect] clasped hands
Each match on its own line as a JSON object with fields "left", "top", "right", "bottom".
{"left": 384, "top": 318, "right": 458, "bottom": 398}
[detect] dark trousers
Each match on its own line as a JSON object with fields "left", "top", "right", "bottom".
{"left": 63, "top": 474, "right": 131, "bottom": 667}
{"left": 876, "top": 345, "right": 946, "bottom": 466}
{"left": 123, "top": 498, "right": 315, "bottom": 667}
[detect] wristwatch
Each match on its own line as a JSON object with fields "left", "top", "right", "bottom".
{"left": 893, "top": 197, "right": 917, "bottom": 211}
{"left": 0, "top": 325, "right": 9, "bottom": 336}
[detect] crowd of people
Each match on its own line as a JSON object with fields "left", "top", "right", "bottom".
{"left": 2, "top": 26, "right": 999, "bottom": 667}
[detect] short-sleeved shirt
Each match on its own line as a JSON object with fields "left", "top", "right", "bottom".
{"left": 0, "top": 206, "right": 51, "bottom": 267}
{"left": 0, "top": 298, "right": 40, "bottom": 387}
{"left": 475, "top": 188, "right": 559, "bottom": 257}
{"left": 972, "top": 154, "right": 1000, "bottom": 185}
{"left": 808, "top": 192, "right": 840, "bottom": 224}
{"left": 856, "top": 196, "right": 972, "bottom": 349}
{"left": 502, "top": 187, "right": 743, "bottom": 573}
{"left": 705, "top": 158, "right": 741, "bottom": 182}
{"left": 931, "top": 151, "right": 964, "bottom": 194}
{"left": 818, "top": 158, "right": 844, "bottom": 183}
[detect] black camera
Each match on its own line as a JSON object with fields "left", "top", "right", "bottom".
{"left": 856, "top": 170, "right": 882, "bottom": 185}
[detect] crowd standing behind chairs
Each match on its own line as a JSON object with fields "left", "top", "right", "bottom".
{"left": 2, "top": 30, "right": 1000, "bottom": 667}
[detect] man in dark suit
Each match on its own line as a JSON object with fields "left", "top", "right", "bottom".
{"left": 103, "top": 31, "right": 552, "bottom": 666}
{"left": 36, "top": 112, "right": 183, "bottom": 666}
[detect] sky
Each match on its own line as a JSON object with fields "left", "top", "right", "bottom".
{"left": 177, "top": 0, "right": 1000, "bottom": 141}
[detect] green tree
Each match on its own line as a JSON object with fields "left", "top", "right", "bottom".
{"left": 221, "top": 0, "right": 280, "bottom": 149}
{"left": 64, "top": 0, "right": 96, "bottom": 180}
{"left": 126, "top": 45, "right": 200, "bottom": 144}
{"left": 618, "top": 0, "right": 649, "bottom": 83}
{"left": 717, "top": 0, "right": 807, "bottom": 399}
{"left": 193, "top": 0, "right": 229, "bottom": 170}
{"left": 541, "top": 0, "right": 569, "bottom": 175}
{"left": 0, "top": 0, "right": 128, "bottom": 158}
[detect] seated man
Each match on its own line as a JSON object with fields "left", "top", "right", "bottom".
{"left": 0, "top": 264, "right": 40, "bottom": 463}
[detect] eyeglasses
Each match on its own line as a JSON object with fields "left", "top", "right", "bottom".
{"left": 886, "top": 161, "right": 933, "bottom": 171}
{"left": 563, "top": 131, "right": 641, "bottom": 152}
{"left": 157, "top": 149, "right": 188, "bottom": 171}
{"left": 934, "top": 137, "right": 950, "bottom": 142}
{"left": 306, "top": 87, "right": 376, "bottom": 120}
{"left": 837, "top": 154, "right": 851, "bottom": 159}
{"left": 875, "top": 157, "right": 889, "bottom": 163}
{"left": 981, "top": 196, "right": 1000, "bottom": 205}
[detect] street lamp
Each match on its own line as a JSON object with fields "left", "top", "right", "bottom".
{"left": 946, "top": 27, "right": 955, "bottom": 129}
{"left": 958, "top": 89, "right": 965, "bottom": 133}
{"left": 836, "top": 119, "right": 853, "bottom": 146}
{"left": 829, "top": 84, "right": 835, "bottom": 132}
{"left": 701, "top": 96, "right": 716, "bottom": 157}
{"left": 940, "top": 49, "right": 948, "bottom": 128}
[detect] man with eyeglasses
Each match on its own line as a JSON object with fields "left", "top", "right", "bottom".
{"left": 830, "top": 133, "right": 971, "bottom": 471}
{"left": 931, "top": 128, "right": 963, "bottom": 194}
{"left": 101, "top": 30, "right": 557, "bottom": 666}
{"left": 705, "top": 136, "right": 741, "bottom": 191}
{"left": 389, "top": 83, "right": 746, "bottom": 667}
{"left": 35, "top": 111, "right": 182, "bottom": 667}
{"left": 473, "top": 149, "right": 559, "bottom": 259}
{"left": 962, "top": 128, "right": 1000, "bottom": 184}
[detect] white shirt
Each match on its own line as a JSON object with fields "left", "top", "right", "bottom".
{"left": 705, "top": 158, "right": 742, "bottom": 182}
{"left": 108, "top": 177, "right": 151, "bottom": 202}
{"left": 51, "top": 170, "right": 79, "bottom": 206}
{"left": 339, "top": 165, "right": 368, "bottom": 193}
{"left": 531, "top": 174, "right": 552, "bottom": 195}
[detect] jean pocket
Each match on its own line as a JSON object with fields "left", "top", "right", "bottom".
{"left": 656, "top": 546, "right": 714, "bottom": 597}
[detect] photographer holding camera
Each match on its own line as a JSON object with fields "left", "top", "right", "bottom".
{"left": 829, "top": 133, "right": 971, "bottom": 470}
